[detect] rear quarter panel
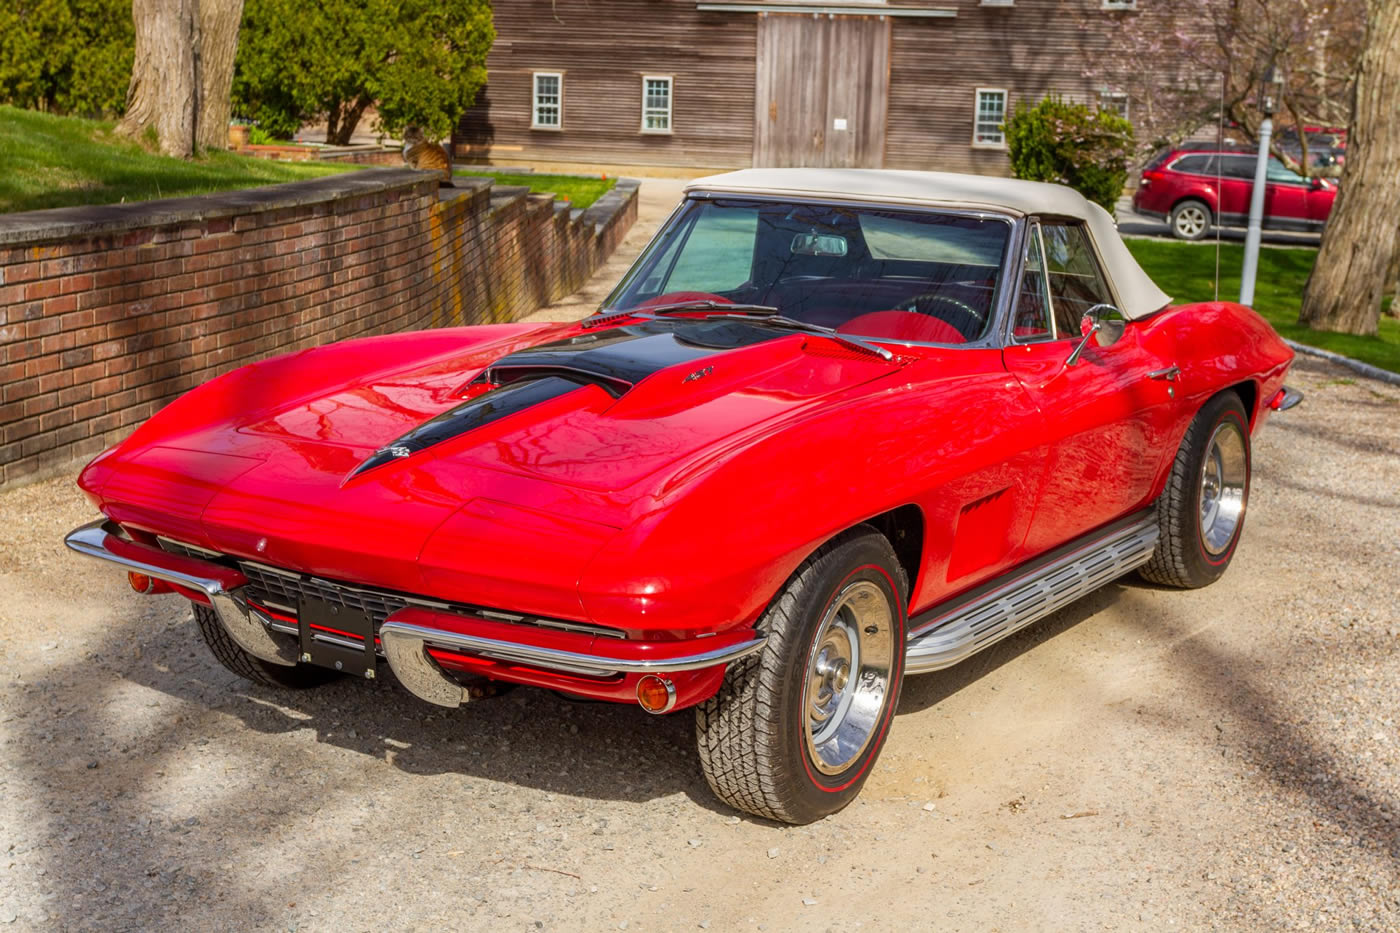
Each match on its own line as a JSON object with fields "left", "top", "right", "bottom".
{"left": 1136, "top": 300, "right": 1294, "bottom": 489}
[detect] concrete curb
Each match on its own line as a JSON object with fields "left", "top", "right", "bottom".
{"left": 1284, "top": 339, "right": 1400, "bottom": 387}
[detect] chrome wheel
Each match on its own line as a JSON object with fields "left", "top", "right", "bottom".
{"left": 1198, "top": 420, "right": 1248, "bottom": 556}
{"left": 1173, "top": 204, "right": 1209, "bottom": 239}
{"left": 802, "top": 580, "right": 895, "bottom": 775}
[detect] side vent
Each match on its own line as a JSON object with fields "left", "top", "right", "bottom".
{"left": 946, "top": 487, "right": 1014, "bottom": 582}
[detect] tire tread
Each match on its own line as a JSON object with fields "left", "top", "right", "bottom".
{"left": 695, "top": 529, "right": 906, "bottom": 823}
{"left": 194, "top": 604, "right": 340, "bottom": 690}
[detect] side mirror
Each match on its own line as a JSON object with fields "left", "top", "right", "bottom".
{"left": 1066, "top": 304, "right": 1126, "bottom": 366}
{"left": 1310, "top": 176, "right": 1325, "bottom": 190}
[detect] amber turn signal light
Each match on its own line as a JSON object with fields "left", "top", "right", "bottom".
{"left": 635, "top": 675, "right": 676, "bottom": 714}
{"left": 127, "top": 572, "right": 155, "bottom": 593}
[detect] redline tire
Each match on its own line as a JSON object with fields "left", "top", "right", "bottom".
{"left": 695, "top": 528, "right": 908, "bottom": 824}
{"left": 1140, "top": 391, "right": 1251, "bottom": 588}
{"left": 194, "top": 604, "right": 342, "bottom": 689}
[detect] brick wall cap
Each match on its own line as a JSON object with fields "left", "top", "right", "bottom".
{"left": 0, "top": 169, "right": 445, "bottom": 247}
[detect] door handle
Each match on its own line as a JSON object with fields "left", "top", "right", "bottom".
{"left": 1148, "top": 365, "right": 1180, "bottom": 382}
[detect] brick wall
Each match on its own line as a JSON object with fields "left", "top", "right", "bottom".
{"left": 0, "top": 169, "right": 639, "bottom": 487}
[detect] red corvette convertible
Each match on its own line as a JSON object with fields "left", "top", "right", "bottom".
{"left": 67, "top": 169, "right": 1301, "bottom": 823}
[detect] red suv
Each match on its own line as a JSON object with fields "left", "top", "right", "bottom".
{"left": 1132, "top": 149, "right": 1337, "bottom": 240}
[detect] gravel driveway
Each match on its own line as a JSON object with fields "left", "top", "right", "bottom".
{"left": 1, "top": 342, "right": 1397, "bottom": 926}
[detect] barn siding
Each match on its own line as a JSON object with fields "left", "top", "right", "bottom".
{"left": 458, "top": 0, "right": 1141, "bottom": 175}
{"left": 456, "top": 0, "right": 756, "bottom": 169}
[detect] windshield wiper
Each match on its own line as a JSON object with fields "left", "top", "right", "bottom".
{"left": 583, "top": 300, "right": 780, "bottom": 329}
{"left": 643, "top": 300, "right": 782, "bottom": 316}
{"left": 742, "top": 314, "right": 895, "bottom": 362}
{"left": 588, "top": 301, "right": 894, "bottom": 361}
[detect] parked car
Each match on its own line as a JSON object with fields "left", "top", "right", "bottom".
{"left": 66, "top": 169, "right": 1301, "bottom": 824}
{"left": 1133, "top": 148, "right": 1337, "bottom": 240}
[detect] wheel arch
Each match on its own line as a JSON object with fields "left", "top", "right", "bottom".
{"left": 1171, "top": 193, "right": 1216, "bottom": 217}
{"left": 859, "top": 504, "right": 924, "bottom": 608}
{"left": 1227, "top": 379, "right": 1259, "bottom": 427}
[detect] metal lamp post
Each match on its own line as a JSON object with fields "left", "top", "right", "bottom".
{"left": 1239, "top": 66, "right": 1284, "bottom": 307}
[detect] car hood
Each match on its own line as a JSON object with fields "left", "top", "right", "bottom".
{"left": 90, "top": 319, "right": 906, "bottom": 611}
{"left": 231, "top": 319, "right": 904, "bottom": 494}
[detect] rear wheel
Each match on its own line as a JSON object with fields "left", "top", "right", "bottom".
{"left": 194, "top": 604, "right": 342, "bottom": 689}
{"left": 1169, "top": 199, "right": 1212, "bottom": 241}
{"left": 696, "top": 529, "right": 907, "bottom": 824}
{"left": 1140, "top": 391, "right": 1251, "bottom": 588}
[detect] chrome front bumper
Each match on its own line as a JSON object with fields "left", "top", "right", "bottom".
{"left": 64, "top": 518, "right": 767, "bottom": 704}
{"left": 65, "top": 519, "right": 299, "bottom": 666}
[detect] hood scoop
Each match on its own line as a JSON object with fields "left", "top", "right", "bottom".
{"left": 350, "top": 319, "right": 791, "bottom": 481}
{"left": 349, "top": 376, "right": 583, "bottom": 479}
{"left": 480, "top": 319, "right": 787, "bottom": 397}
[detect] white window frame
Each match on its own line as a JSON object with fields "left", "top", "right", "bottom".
{"left": 531, "top": 71, "right": 563, "bottom": 131}
{"left": 641, "top": 75, "right": 673, "bottom": 135}
{"left": 1098, "top": 90, "right": 1129, "bottom": 120}
{"left": 979, "top": 0, "right": 1015, "bottom": 6}
{"left": 1102, "top": 0, "right": 1137, "bottom": 9}
{"left": 972, "top": 88, "right": 1008, "bottom": 149}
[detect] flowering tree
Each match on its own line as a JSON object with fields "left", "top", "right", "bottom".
{"left": 1091, "top": 0, "right": 1364, "bottom": 165}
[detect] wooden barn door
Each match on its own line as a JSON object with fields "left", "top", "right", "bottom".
{"left": 754, "top": 14, "right": 890, "bottom": 168}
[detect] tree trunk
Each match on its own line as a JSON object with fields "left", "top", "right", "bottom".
{"left": 117, "top": 0, "right": 198, "bottom": 157}
{"left": 196, "top": 0, "right": 245, "bottom": 151}
{"left": 330, "top": 96, "right": 373, "bottom": 146}
{"left": 117, "top": 0, "right": 244, "bottom": 157}
{"left": 1388, "top": 232, "right": 1400, "bottom": 316}
{"left": 1298, "top": 0, "right": 1400, "bottom": 335}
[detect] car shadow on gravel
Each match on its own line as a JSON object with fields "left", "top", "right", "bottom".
{"left": 897, "top": 582, "right": 1126, "bottom": 714}
{"left": 4, "top": 603, "right": 723, "bottom": 930}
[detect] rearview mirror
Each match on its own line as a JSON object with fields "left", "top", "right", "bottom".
{"left": 791, "top": 233, "right": 848, "bottom": 257}
{"left": 1066, "top": 304, "right": 1125, "bottom": 366}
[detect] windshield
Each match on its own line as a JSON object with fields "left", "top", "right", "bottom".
{"left": 602, "top": 198, "right": 1014, "bottom": 345}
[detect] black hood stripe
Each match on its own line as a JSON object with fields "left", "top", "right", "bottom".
{"left": 348, "top": 319, "right": 795, "bottom": 482}
{"left": 347, "top": 376, "right": 581, "bottom": 480}
{"left": 483, "top": 319, "right": 787, "bottom": 393}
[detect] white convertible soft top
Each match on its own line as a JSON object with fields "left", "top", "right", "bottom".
{"left": 687, "top": 168, "right": 1172, "bottom": 320}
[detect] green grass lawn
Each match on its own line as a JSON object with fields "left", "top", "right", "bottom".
{"left": 1125, "top": 238, "right": 1400, "bottom": 374}
{"left": 455, "top": 169, "right": 616, "bottom": 209}
{"left": 0, "top": 105, "right": 358, "bottom": 214}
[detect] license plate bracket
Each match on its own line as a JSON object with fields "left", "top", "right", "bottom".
{"left": 298, "top": 595, "right": 376, "bottom": 678}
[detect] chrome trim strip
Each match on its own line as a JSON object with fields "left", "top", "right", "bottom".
{"left": 65, "top": 519, "right": 298, "bottom": 667}
{"left": 378, "top": 617, "right": 768, "bottom": 708}
{"left": 904, "top": 516, "right": 1159, "bottom": 674}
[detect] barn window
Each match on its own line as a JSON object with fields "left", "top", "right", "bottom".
{"left": 973, "top": 89, "right": 1007, "bottom": 148}
{"left": 642, "top": 76, "right": 673, "bottom": 133}
{"left": 1102, "top": 0, "right": 1137, "bottom": 8}
{"left": 532, "top": 72, "right": 562, "bottom": 130}
{"left": 1098, "top": 91, "right": 1129, "bottom": 120}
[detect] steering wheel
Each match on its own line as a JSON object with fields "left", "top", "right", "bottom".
{"left": 898, "top": 294, "right": 986, "bottom": 341}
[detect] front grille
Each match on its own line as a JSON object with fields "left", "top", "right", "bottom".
{"left": 238, "top": 561, "right": 448, "bottom": 629}
{"left": 155, "top": 536, "right": 620, "bottom": 639}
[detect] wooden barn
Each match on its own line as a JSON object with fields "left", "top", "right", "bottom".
{"left": 453, "top": 0, "right": 1146, "bottom": 176}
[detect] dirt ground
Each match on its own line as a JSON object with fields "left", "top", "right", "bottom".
{"left": 1, "top": 179, "right": 1397, "bottom": 931}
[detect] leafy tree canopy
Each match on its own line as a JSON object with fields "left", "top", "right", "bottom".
{"left": 0, "top": 0, "right": 133, "bottom": 117}
{"left": 234, "top": 0, "right": 494, "bottom": 144}
{"left": 1004, "top": 96, "right": 1135, "bottom": 212}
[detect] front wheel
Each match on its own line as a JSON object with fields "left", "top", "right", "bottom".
{"left": 1140, "top": 391, "right": 1251, "bottom": 588}
{"left": 696, "top": 529, "right": 907, "bottom": 824}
